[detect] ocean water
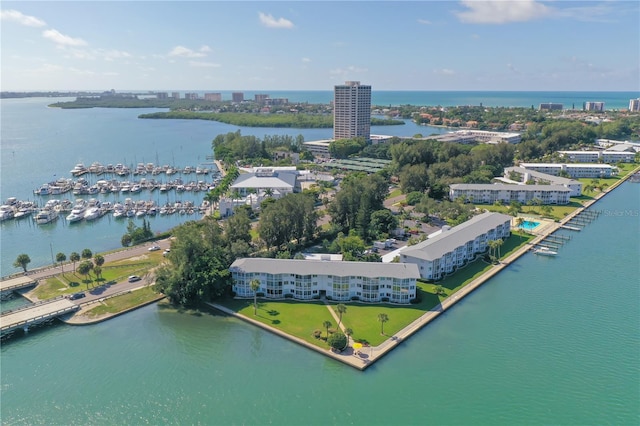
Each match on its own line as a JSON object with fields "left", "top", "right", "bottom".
{"left": 168, "top": 90, "right": 639, "bottom": 109}
{"left": 0, "top": 97, "right": 448, "bottom": 275}
{"left": 1, "top": 180, "right": 638, "bottom": 425}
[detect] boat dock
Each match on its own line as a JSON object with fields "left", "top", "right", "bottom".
{"left": 0, "top": 296, "right": 79, "bottom": 337}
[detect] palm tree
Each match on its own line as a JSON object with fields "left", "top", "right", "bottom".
{"left": 81, "top": 248, "right": 93, "bottom": 260}
{"left": 77, "top": 261, "right": 93, "bottom": 288}
{"left": 93, "top": 265, "right": 102, "bottom": 281}
{"left": 13, "top": 254, "right": 31, "bottom": 273}
{"left": 93, "top": 254, "right": 105, "bottom": 268}
{"left": 514, "top": 217, "right": 525, "bottom": 240}
{"left": 56, "top": 252, "right": 67, "bottom": 273}
{"left": 495, "top": 238, "right": 504, "bottom": 259}
{"left": 487, "top": 240, "right": 498, "bottom": 258}
{"left": 69, "top": 252, "right": 80, "bottom": 273}
{"left": 343, "top": 327, "right": 353, "bottom": 351}
{"left": 336, "top": 303, "right": 347, "bottom": 327}
{"left": 322, "top": 320, "right": 332, "bottom": 340}
{"left": 378, "top": 313, "right": 389, "bottom": 335}
{"left": 250, "top": 279, "right": 260, "bottom": 315}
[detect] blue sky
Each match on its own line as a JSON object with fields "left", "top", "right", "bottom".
{"left": 2, "top": 1, "right": 639, "bottom": 91}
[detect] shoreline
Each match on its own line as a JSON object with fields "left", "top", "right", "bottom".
{"left": 208, "top": 165, "right": 640, "bottom": 370}
{"left": 2, "top": 166, "right": 638, "bottom": 366}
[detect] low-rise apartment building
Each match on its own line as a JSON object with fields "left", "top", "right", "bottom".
{"left": 230, "top": 258, "right": 420, "bottom": 304}
{"left": 558, "top": 150, "right": 636, "bottom": 163}
{"left": 449, "top": 184, "right": 571, "bottom": 205}
{"left": 519, "top": 163, "right": 617, "bottom": 178}
{"left": 504, "top": 166, "right": 582, "bottom": 196}
{"left": 400, "top": 212, "right": 512, "bottom": 280}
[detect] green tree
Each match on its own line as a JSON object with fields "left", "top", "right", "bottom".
{"left": 250, "top": 279, "right": 260, "bottom": 315}
{"left": 77, "top": 260, "right": 93, "bottom": 287}
{"left": 434, "top": 285, "right": 446, "bottom": 297}
{"left": 13, "top": 254, "right": 31, "bottom": 272}
{"left": 327, "top": 332, "right": 347, "bottom": 351}
{"left": 56, "top": 252, "right": 67, "bottom": 273}
{"left": 515, "top": 217, "right": 525, "bottom": 240}
{"left": 336, "top": 304, "right": 347, "bottom": 327}
{"left": 93, "top": 265, "right": 102, "bottom": 281}
{"left": 69, "top": 252, "right": 80, "bottom": 273}
{"left": 154, "top": 218, "right": 231, "bottom": 306}
{"left": 121, "top": 234, "right": 132, "bottom": 247}
{"left": 81, "top": 248, "right": 92, "bottom": 260}
{"left": 93, "top": 254, "right": 105, "bottom": 268}
{"left": 322, "top": 320, "right": 332, "bottom": 340}
{"left": 378, "top": 313, "right": 389, "bottom": 335}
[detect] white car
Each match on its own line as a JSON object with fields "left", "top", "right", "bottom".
{"left": 148, "top": 245, "right": 161, "bottom": 251}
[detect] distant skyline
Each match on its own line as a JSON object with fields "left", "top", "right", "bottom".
{"left": 1, "top": 1, "right": 639, "bottom": 92}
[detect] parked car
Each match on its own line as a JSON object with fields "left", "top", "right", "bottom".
{"left": 148, "top": 245, "right": 161, "bottom": 251}
{"left": 69, "top": 292, "right": 85, "bottom": 300}
{"left": 128, "top": 275, "right": 141, "bottom": 282}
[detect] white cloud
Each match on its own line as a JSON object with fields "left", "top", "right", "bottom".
{"left": 330, "top": 65, "right": 368, "bottom": 76}
{"left": 302, "top": 57, "right": 311, "bottom": 63}
{"left": 259, "top": 12, "right": 294, "bottom": 29}
{"left": 417, "top": 19, "right": 432, "bottom": 25}
{"left": 433, "top": 68, "right": 455, "bottom": 75}
{"left": 455, "top": 0, "right": 550, "bottom": 24}
{"left": 1, "top": 9, "right": 46, "bottom": 27}
{"left": 168, "top": 46, "right": 207, "bottom": 58}
{"left": 189, "top": 61, "right": 221, "bottom": 68}
{"left": 199, "top": 45, "right": 212, "bottom": 53}
{"left": 42, "top": 29, "right": 88, "bottom": 47}
{"left": 101, "top": 49, "right": 132, "bottom": 61}
{"left": 506, "top": 63, "right": 521, "bottom": 74}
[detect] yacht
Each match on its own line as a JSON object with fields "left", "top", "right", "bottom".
{"left": 533, "top": 246, "right": 558, "bottom": 256}
{"left": 0, "top": 205, "right": 15, "bottom": 221}
{"left": 84, "top": 207, "right": 102, "bottom": 221}
{"left": 35, "top": 208, "right": 59, "bottom": 225}
{"left": 70, "top": 163, "right": 88, "bottom": 177}
{"left": 66, "top": 200, "right": 87, "bottom": 223}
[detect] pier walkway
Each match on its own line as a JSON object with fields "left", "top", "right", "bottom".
{"left": 1, "top": 296, "right": 79, "bottom": 337}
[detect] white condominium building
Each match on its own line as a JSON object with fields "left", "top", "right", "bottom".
{"left": 504, "top": 166, "right": 582, "bottom": 196}
{"left": 449, "top": 184, "right": 571, "bottom": 205}
{"left": 333, "top": 81, "right": 371, "bottom": 141}
{"left": 583, "top": 102, "right": 604, "bottom": 111}
{"left": 558, "top": 150, "right": 636, "bottom": 163}
{"left": 400, "top": 212, "right": 512, "bottom": 280}
{"left": 230, "top": 258, "right": 420, "bottom": 304}
{"left": 519, "top": 163, "right": 617, "bottom": 178}
{"left": 431, "top": 130, "right": 521, "bottom": 144}
{"left": 629, "top": 98, "right": 640, "bottom": 112}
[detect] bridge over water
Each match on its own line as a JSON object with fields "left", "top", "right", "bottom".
{"left": 0, "top": 276, "right": 38, "bottom": 299}
{"left": 1, "top": 296, "right": 79, "bottom": 337}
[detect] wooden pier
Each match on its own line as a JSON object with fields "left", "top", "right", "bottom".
{"left": 0, "top": 296, "right": 79, "bottom": 337}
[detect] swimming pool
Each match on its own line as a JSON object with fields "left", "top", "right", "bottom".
{"left": 519, "top": 220, "right": 540, "bottom": 230}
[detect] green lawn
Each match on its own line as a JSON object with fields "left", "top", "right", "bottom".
{"left": 34, "top": 255, "right": 161, "bottom": 300}
{"left": 218, "top": 233, "right": 534, "bottom": 348}
{"left": 84, "top": 287, "right": 163, "bottom": 317}
{"left": 220, "top": 298, "right": 337, "bottom": 348}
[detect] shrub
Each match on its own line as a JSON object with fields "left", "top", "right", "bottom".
{"left": 381, "top": 297, "right": 389, "bottom": 302}
{"left": 312, "top": 329, "right": 322, "bottom": 339}
{"left": 350, "top": 296, "right": 359, "bottom": 301}
{"left": 284, "top": 293, "right": 293, "bottom": 299}
{"left": 327, "top": 332, "right": 347, "bottom": 351}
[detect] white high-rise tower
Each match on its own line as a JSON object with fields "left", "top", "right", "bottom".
{"left": 333, "top": 81, "right": 371, "bottom": 141}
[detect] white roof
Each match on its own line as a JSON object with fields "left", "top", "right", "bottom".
{"left": 230, "top": 171, "right": 296, "bottom": 189}
{"left": 402, "top": 212, "right": 511, "bottom": 262}
{"left": 230, "top": 258, "right": 420, "bottom": 279}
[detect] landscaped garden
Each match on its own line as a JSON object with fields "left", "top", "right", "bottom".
{"left": 219, "top": 232, "right": 535, "bottom": 348}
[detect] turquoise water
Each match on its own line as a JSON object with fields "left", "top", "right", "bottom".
{"left": 519, "top": 220, "right": 540, "bottom": 230}
{"left": 1, "top": 181, "right": 638, "bottom": 424}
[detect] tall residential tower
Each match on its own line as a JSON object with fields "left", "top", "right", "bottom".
{"left": 333, "top": 81, "right": 371, "bottom": 141}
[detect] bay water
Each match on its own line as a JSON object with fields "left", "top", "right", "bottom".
{"left": 1, "top": 92, "right": 639, "bottom": 424}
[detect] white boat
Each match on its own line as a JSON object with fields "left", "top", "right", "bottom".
{"left": 66, "top": 200, "right": 87, "bottom": 222}
{"left": 533, "top": 247, "right": 558, "bottom": 256}
{"left": 35, "top": 208, "right": 59, "bottom": 224}
{"left": 0, "top": 205, "right": 15, "bottom": 221}
{"left": 84, "top": 207, "right": 102, "bottom": 221}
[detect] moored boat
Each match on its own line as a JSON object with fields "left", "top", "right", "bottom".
{"left": 35, "top": 208, "right": 59, "bottom": 224}
{"left": 533, "top": 246, "right": 558, "bottom": 256}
